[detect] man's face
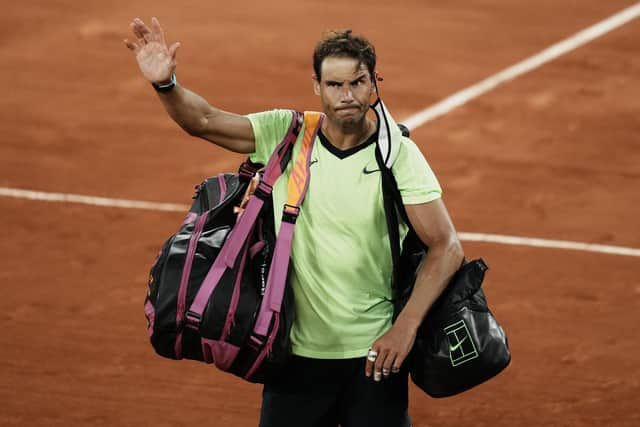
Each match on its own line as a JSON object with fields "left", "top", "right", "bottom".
{"left": 314, "top": 56, "right": 375, "bottom": 130}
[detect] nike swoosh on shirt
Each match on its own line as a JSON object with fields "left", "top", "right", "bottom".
{"left": 449, "top": 336, "right": 468, "bottom": 353}
{"left": 362, "top": 166, "right": 380, "bottom": 174}
{"left": 310, "top": 159, "right": 318, "bottom": 166}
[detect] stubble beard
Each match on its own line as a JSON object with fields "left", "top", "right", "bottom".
{"left": 331, "top": 106, "right": 369, "bottom": 133}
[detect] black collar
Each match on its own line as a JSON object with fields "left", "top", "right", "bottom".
{"left": 318, "top": 130, "right": 377, "bottom": 159}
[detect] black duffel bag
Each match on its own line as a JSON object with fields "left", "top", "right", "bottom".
{"left": 408, "top": 258, "right": 511, "bottom": 397}
{"left": 144, "top": 111, "right": 314, "bottom": 384}
{"left": 377, "top": 124, "right": 511, "bottom": 397}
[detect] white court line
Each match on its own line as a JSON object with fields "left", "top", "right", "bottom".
{"left": 402, "top": 2, "right": 640, "bottom": 129}
{"left": 458, "top": 233, "right": 640, "bottom": 257}
{"left": 0, "top": 187, "right": 188, "bottom": 212}
{"left": 2, "top": 186, "right": 639, "bottom": 257}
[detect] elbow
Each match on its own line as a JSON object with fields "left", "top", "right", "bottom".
{"left": 183, "top": 125, "right": 202, "bottom": 138}
{"left": 424, "top": 231, "right": 464, "bottom": 269}
{"left": 453, "top": 237, "right": 465, "bottom": 266}
{"left": 444, "top": 233, "right": 464, "bottom": 268}
{"left": 182, "top": 116, "right": 208, "bottom": 138}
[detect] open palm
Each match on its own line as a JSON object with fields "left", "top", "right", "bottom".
{"left": 125, "top": 17, "right": 180, "bottom": 84}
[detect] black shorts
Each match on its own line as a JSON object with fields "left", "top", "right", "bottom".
{"left": 259, "top": 355, "right": 411, "bottom": 427}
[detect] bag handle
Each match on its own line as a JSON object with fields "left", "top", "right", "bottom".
{"left": 218, "top": 111, "right": 303, "bottom": 268}
{"left": 376, "top": 122, "right": 467, "bottom": 316}
{"left": 186, "top": 110, "right": 304, "bottom": 329}
{"left": 252, "top": 111, "right": 324, "bottom": 337}
{"left": 374, "top": 116, "right": 436, "bottom": 316}
{"left": 237, "top": 111, "right": 303, "bottom": 182}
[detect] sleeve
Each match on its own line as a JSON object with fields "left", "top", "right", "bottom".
{"left": 246, "top": 109, "right": 295, "bottom": 165}
{"left": 391, "top": 137, "right": 442, "bottom": 205}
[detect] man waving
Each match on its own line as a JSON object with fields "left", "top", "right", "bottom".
{"left": 126, "top": 17, "right": 463, "bottom": 427}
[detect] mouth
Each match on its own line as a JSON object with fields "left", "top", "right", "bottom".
{"left": 335, "top": 106, "right": 361, "bottom": 113}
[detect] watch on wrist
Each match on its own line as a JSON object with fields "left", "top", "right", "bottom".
{"left": 152, "top": 73, "right": 177, "bottom": 93}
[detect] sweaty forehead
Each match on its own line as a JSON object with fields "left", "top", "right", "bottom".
{"left": 320, "top": 57, "right": 368, "bottom": 81}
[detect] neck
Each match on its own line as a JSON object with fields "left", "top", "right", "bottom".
{"left": 322, "top": 117, "right": 376, "bottom": 151}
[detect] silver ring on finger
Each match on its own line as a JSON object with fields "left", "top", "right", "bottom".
{"left": 367, "top": 349, "right": 378, "bottom": 362}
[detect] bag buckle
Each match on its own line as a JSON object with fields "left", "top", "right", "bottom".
{"left": 239, "top": 161, "right": 259, "bottom": 180}
{"left": 185, "top": 311, "right": 202, "bottom": 330}
{"left": 282, "top": 204, "right": 300, "bottom": 224}
{"left": 253, "top": 182, "right": 273, "bottom": 201}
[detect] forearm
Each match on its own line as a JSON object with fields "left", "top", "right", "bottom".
{"left": 395, "top": 236, "right": 464, "bottom": 331}
{"left": 155, "top": 83, "right": 255, "bottom": 152}
{"left": 156, "top": 83, "right": 217, "bottom": 136}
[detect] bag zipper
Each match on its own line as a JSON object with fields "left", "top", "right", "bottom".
{"left": 220, "top": 241, "right": 249, "bottom": 340}
{"left": 174, "top": 211, "right": 209, "bottom": 358}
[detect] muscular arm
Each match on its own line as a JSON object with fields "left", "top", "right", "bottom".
{"left": 366, "top": 198, "right": 464, "bottom": 380}
{"left": 396, "top": 199, "right": 464, "bottom": 329}
{"left": 156, "top": 84, "right": 256, "bottom": 153}
{"left": 125, "top": 17, "right": 255, "bottom": 153}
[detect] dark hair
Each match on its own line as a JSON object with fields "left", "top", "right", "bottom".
{"left": 313, "top": 29, "right": 376, "bottom": 81}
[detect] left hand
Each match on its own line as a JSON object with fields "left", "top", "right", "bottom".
{"left": 365, "top": 321, "right": 417, "bottom": 381}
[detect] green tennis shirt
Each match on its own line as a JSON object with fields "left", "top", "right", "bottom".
{"left": 247, "top": 109, "right": 442, "bottom": 359}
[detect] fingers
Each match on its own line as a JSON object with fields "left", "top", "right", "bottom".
{"left": 128, "top": 17, "right": 177, "bottom": 58}
{"left": 130, "top": 24, "right": 146, "bottom": 48}
{"left": 365, "top": 348, "right": 377, "bottom": 378}
{"left": 365, "top": 347, "right": 400, "bottom": 382}
{"left": 168, "top": 42, "right": 181, "bottom": 62}
{"left": 124, "top": 38, "right": 139, "bottom": 53}
{"left": 372, "top": 348, "right": 386, "bottom": 381}
{"left": 130, "top": 17, "right": 153, "bottom": 45}
{"left": 392, "top": 351, "right": 406, "bottom": 374}
{"left": 151, "top": 17, "right": 166, "bottom": 45}
{"left": 137, "top": 18, "right": 153, "bottom": 43}
{"left": 130, "top": 20, "right": 145, "bottom": 43}
{"left": 381, "top": 351, "right": 397, "bottom": 379}
{"left": 374, "top": 348, "right": 396, "bottom": 381}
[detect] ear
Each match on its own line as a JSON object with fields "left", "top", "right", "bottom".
{"left": 313, "top": 75, "right": 321, "bottom": 96}
{"left": 371, "top": 72, "right": 382, "bottom": 99}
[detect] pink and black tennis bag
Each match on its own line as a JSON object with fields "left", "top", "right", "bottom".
{"left": 144, "top": 111, "right": 324, "bottom": 383}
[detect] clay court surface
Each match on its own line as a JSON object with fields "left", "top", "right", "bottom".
{"left": 2, "top": 1, "right": 640, "bottom": 425}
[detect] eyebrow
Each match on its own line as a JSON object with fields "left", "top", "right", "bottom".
{"left": 325, "top": 75, "right": 368, "bottom": 85}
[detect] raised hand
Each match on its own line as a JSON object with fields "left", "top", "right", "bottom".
{"left": 124, "top": 17, "right": 180, "bottom": 84}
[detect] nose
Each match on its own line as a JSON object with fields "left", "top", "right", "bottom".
{"left": 339, "top": 86, "right": 355, "bottom": 102}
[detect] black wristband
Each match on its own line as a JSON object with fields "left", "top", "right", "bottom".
{"left": 152, "top": 73, "right": 176, "bottom": 93}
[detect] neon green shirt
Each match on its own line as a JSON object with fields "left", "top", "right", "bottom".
{"left": 247, "top": 109, "right": 442, "bottom": 359}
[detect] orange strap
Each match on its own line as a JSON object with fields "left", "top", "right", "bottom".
{"left": 284, "top": 111, "right": 324, "bottom": 216}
